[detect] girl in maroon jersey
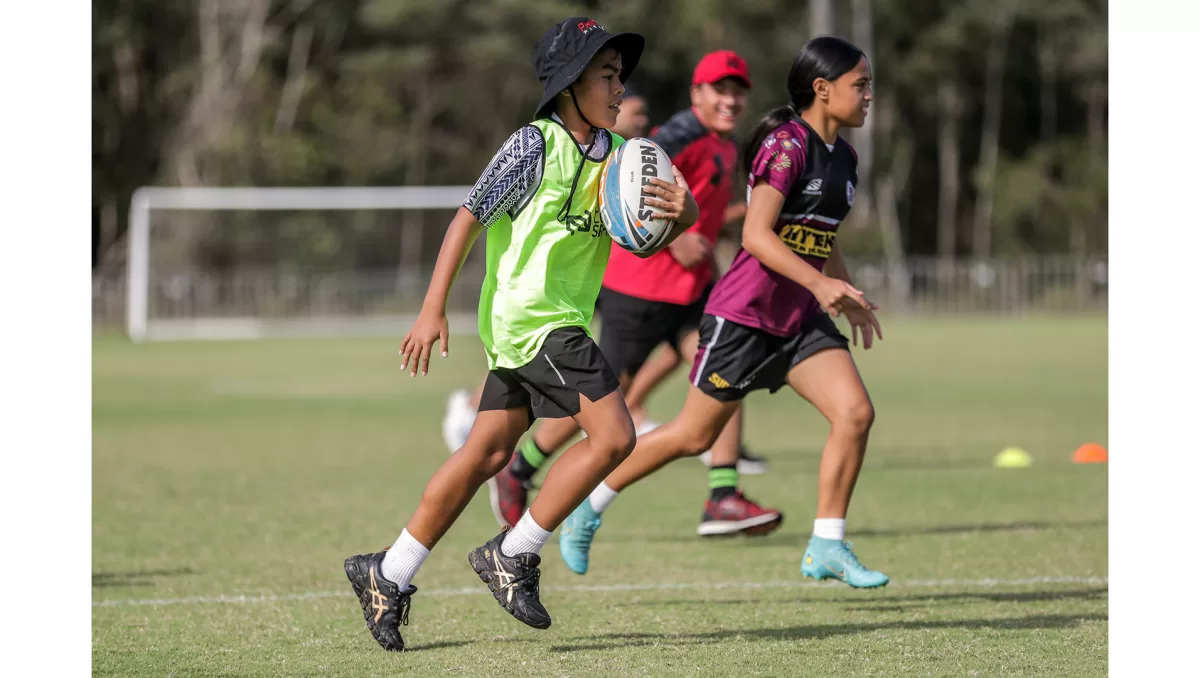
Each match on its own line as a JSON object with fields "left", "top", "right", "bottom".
{"left": 559, "top": 36, "right": 889, "bottom": 589}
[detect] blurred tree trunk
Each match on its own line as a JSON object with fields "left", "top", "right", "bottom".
{"left": 397, "top": 68, "right": 437, "bottom": 295}
{"left": 1038, "top": 26, "right": 1057, "bottom": 143}
{"left": 849, "top": 0, "right": 875, "bottom": 227}
{"left": 158, "top": 0, "right": 273, "bottom": 273}
{"left": 970, "top": 2, "right": 1015, "bottom": 260}
{"left": 874, "top": 90, "right": 912, "bottom": 310}
{"left": 810, "top": 0, "right": 834, "bottom": 35}
{"left": 274, "top": 20, "right": 313, "bottom": 135}
{"left": 937, "top": 77, "right": 961, "bottom": 276}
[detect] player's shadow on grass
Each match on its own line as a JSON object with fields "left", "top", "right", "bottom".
{"left": 548, "top": 612, "right": 1108, "bottom": 652}
{"left": 834, "top": 586, "right": 1108, "bottom": 608}
{"left": 736, "top": 519, "right": 1107, "bottom": 546}
{"left": 92, "top": 567, "right": 198, "bottom": 589}
{"left": 409, "top": 640, "right": 475, "bottom": 652}
{"left": 594, "top": 519, "right": 1106, "bottom": 546}
{"left": 620, "top": 587, "right": 1107, "bottom": 610}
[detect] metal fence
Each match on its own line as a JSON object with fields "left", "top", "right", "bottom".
{"left": 93, "top": 256, "right": 1107, "bottom": 335}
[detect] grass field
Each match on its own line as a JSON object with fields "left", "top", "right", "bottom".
{"left": 93, "top": 315, "right": 1108, "bottom": 677}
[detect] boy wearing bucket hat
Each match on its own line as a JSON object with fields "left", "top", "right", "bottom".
{"left": 343, "top": 17, "right": 699, "bottom": 652}
{"left": 436, "top": 83, "right": 651, "bottom": 471}
{"left": 486, "top": 52, "right": 779, "bottom": 567}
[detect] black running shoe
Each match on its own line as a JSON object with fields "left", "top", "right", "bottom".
{"left": 344, "top": 550, "right": 416, "bottom": 651}
{"left": 467, "top": 530, "right": 552, "bottom": 629}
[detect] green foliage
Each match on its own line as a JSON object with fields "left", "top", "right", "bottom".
{"left": 93, "top": 0, "right": 1108, "bottom": 270}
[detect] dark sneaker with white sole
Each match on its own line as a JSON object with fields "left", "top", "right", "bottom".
{"left": 467, "top": 530, "right": 552, "bottom": 629}
{"left": 344, "top": 550, "right": 416, "bottom": 651}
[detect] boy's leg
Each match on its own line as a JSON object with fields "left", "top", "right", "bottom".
{"left": 491, "top": 367, "right": 632, "bottom": 529}
{"left": 468, "top": 327, "right": 626, "bottom": 629}
{"left": 407, "top": 406, "right": 532, "bottom": 547}
{"left": 489, "top": 289, "right": 665, "bottom": 527}
{"left": 783, "top": 316, "right": 887, "bottom": 589}
{"left": 526, "top": 388, "right": 636, "bottom": 527}
{"left": 346, "top": 371, "right": 532, "bottom": 650}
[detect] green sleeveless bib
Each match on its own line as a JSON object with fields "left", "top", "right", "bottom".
{"left": 478, "top": 119, "right": 626, "bottom": 370}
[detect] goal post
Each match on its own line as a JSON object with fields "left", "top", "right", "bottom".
{"left": 126, "top": 186, "right": 475, "bottom": 342}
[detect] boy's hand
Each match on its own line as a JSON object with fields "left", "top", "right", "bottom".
{"left": 399, "top": 310, "right": 449, "bottom": 377}
{"left": 643, "top": 166, "right": 692, "bottom": 222}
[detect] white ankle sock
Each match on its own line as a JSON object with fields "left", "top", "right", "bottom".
{"left": 588, "top": 482, "right": 620, "bottom": 513}
{"left": 501, "top": 511, "right": 552, "bottom": 557}
{"left": 380, "top": 529, "right": 429, "bottom": 590}
{"left": 813, "top": 518, "right": 846, "bottom": 541}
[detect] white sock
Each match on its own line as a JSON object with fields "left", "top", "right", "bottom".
{"left": 380, "top": 529, "right": 429, "bottom": 590}
{"left": 813, "top": 518, "right": 846, "bottom": 541}
{"left": 588, "top": 482, "right": 620, "bottom": 514}
{"left": 501, "top": 511, "right": 552, "bottom": 557}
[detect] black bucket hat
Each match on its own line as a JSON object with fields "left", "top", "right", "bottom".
{"left": 531, "top": 17, "right": 645, "bottom": 120}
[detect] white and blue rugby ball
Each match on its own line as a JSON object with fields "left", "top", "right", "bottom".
{"left": 600, "top": 137, "right": 676, "bottom": 254}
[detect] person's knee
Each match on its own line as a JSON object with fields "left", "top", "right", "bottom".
{"left": 665, "top": 420, "right": 721, "bottom": 458}
{"left": 832, "top": 397, "right": 875, "bottom": 438}
{"left": 462, "top": 444, "right": 513, "bottom": 477}
{"left": 588, "top": 417, "right": 637, "bottom": 466}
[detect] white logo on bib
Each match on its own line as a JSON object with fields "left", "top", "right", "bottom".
{"left": 846, "top": 180, "right": 856, "bottom": 206}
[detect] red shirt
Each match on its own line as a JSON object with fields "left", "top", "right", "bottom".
{"left": 602, "top": 108, "right": 737, "bottom": 306}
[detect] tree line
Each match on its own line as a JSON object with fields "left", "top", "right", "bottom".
{"left": 92, "top": 0, "right": 1107, "bottom": 274}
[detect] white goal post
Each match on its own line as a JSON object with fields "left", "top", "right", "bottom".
{"left": 126, "top": 186, "right": 474, "bottom": 342}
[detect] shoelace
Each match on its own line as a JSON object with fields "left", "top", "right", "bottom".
{"left": 396, "top": 594, "right": 412, "bottom": 626}
{"left": 498, "top": 565, "right": 542, "bottom": 600}
{"left": 833, "top": 542, "right": 865, "bottom": 571}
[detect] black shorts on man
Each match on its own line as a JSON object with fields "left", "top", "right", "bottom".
{"left": 688, "top": 313, "right": 849, "bottom": 402}
{"left": 478, "top": 327, "right": 621, "bottom": 420}
{"left": 595, "top": 285, "right": 711, "bottom": 379}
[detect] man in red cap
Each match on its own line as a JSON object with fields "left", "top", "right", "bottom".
{"left": 505, "top": 50, "right": 783, "bottom": 551}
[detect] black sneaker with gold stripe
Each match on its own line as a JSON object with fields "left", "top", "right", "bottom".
{"left": 466, "top": 530, "right": 551, "bottom": 629}
{"left": 344, "top": 550, "right": 416, "bottom": 651}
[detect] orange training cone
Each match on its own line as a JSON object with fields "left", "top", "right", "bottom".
{"left": 1073, "top": 443, "right": 1107, "bottom": 464}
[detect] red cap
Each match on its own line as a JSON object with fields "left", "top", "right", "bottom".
{"left": 692, "top": 50, "right": 751, "bottom": 89}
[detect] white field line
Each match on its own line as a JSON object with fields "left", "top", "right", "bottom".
{"left": 93, "top": 576, "right": 1107, "bottom": 609}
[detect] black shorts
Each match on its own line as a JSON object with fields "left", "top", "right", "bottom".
{"left": 596, "top": 285, "right": 711, "bottom": 379}
{"left": 478, "top": 327, "right": 621, "bottom": 420}
{"left": 688, "top": 313, "right": 850, "bottom": 402}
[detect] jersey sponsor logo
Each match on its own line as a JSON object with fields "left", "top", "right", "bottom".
{"left": 563, "top": 206, "right": 605, "bottom": 238}
{"left": 780, "top": 138, "right": 795, "bottom": 151}
{"left": 846, "top": 180, "right": 856, "bottom": 206}
{"left": 779, "top": 222, "right": 836, "bottom": 259}
{"left": 708, "top": 373, "right": 731, "bottom": 389}
{"left": 804, "top": 178, "right": 823, "bottom": 196}
{"left": 763, "top": 135, "right": 777, "bottom": 149}
{"left": 769, "top": 151, "right": 792, "bottom": 172}
{"left": 635, "top": 144, "right": 662, "bottom": 222}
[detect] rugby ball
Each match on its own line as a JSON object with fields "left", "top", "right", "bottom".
{"left": 600, "top": 137, "right": 676, "bottom": 254}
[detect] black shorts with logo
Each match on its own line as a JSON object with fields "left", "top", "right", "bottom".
{"left": 478, "top": 327, "right": 621, "bottom": 420}
{"left": 688, "top": 313, "right": 850, "bottom": 402}
{"left": 595, "top": 285, "right": 712, "bottom": 379}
